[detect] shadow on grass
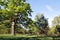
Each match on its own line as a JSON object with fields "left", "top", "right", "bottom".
{"left": 0, "top": 34, "right": 42, "bottom": 40}
{"left": 0, "top": 36, "right": 60, "bottom": 40}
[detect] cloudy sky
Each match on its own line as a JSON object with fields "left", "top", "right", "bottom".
{"left": 28, "top": 0, "right": 60, "bottom": 27}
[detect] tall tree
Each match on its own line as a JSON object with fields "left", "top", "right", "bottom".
{"left": 35, "top": 13, "right": 48, "bottom": 34}
{"left": 0, "top": 0, "right": 32, "bottom": 35}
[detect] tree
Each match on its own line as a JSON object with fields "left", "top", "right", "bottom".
{"left": 52, "top": 15, "right": 60, "bottom": 36}
{"left": 35, "top": 13, "right": 48, "bottom": 34}
{"left": 0, "top": 0, "right": 32, "bottom": 35}
{"left": 52, "top": 15, "right": 60, "bottom": 25}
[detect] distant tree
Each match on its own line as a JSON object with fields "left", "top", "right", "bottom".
{"left": 52, "top": 15, "right": 60, "bottom": 25}
{"left": 0, "top": 0, "right": 32, "bottom": 35}
{"left": 52, "top": 15, "right": 60, "bottom": 36}
{"left": 35, "top": 13, "right": 48, "bottom": 34}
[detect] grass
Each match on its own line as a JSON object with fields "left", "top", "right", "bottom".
{"left": 0, "top": 34, "right": 60, "bottom": 40}
{"left": 0, "top": 34, "right": 44, "bottom": 37}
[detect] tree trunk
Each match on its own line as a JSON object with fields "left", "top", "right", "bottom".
{"left": 11, "top": 21, "right": 15, "bottom": 35}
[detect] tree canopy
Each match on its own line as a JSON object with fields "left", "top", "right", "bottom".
{"left": 0, "top": 0, "right": 32, "bottom": 35}
{"left": 35, "top": 13, "right": 48, "bottom": 34}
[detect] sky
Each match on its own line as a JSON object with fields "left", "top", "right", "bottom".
{"left": 28, "top": 0, "right": 60, "bottom": 27}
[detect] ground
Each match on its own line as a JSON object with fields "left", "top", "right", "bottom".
{"left": 0, "top": 34, "right": 60, "bottom": 40}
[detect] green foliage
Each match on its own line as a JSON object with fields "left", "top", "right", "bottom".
{"left": 52, "top": 15, "right": 60, "bottom": 25}
{"left": 48, "top": 15, "right": 60, "bottom": 36}
{"left": 0, "top": 0, "right": 32, "bottom": 19}
{"left": 35, "top": 14, "right": 48, "bottom": 28}
{"left": 47, "top": 26, "right": 56, "bottom": 36}
{"left": 0, "top": 0, "right": 33, "bottom": 34}
{"left": 35, "top": 13, "right": 48, "bottom": 34}
{"left": 28, "top": 22, "right": 40, "bottom": 34}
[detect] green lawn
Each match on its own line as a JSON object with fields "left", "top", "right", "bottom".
{"left": 0, "top": 34, "right": 60, "bottom": 40}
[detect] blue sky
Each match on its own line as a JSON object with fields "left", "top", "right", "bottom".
{"left": 28, "top": 0, "right": 60, "bottom": 26}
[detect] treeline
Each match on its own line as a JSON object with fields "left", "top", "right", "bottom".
{"left": 0, "top": 0, "right": 60, "bottom": 36}
{"left": 0, "top": 13, "right": 49, "bottom": 35}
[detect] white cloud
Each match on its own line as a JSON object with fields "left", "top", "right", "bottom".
{"left": 46, "top": 5, "right": 54, "bottom": 12}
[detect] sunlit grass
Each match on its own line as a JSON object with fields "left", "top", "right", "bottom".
{"left": 0, "top": 34, "right": 41, "bottom": 37}
{"left": 0, "top": 34, "right": 60, "bottom": 40}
